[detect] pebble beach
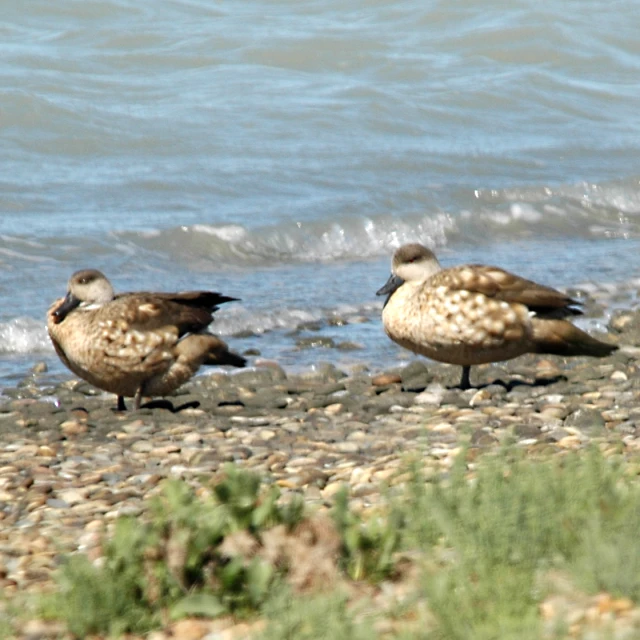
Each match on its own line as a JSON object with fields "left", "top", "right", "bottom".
{"left": 2, "top": 293, "right": 640, "bottom": 637}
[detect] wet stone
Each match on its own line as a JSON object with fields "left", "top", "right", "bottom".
{"left": 372, "top": 373, "right": 402, "bottom": 386}
{"left": 296, "top": 336, "right": 336, "bottom": 349}
{"left": 565, "top": 408, "right": 607, "bottom": 436}
{"left": 513, "top": 424, "right": 541, "bottom": 440}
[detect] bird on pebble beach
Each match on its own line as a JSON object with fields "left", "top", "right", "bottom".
{"left": 377, "top": 243, "right": 618, "bottom": 389}
{"left": 47, "top": 269, "right": 246, "bottom": 410}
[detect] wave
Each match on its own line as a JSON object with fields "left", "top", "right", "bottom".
{"left": 212, "top": 301, "right": 382, "bottom": 337}
{"left": 0, "top": 318, "right": 53, "bottom": 355}
{"left": 106, "top": 179, "right": 640, "bottom": 267}
{"left": 1, "top": 179, "right": 639, "bottom": 272}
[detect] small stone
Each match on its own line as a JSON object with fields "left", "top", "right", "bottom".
{"left": 229, "top": 416, "right": 271, "bottom": 426}
{"left": 609, "top": 312, "right": 637, "bottom": 332}
{"left": 57, "top": 489, "right": 87, "bottom": 506}
{"left": 335, "top": 442, "right": 359, "bottom": 454}
{"left": 122, "top": 419, "right": 146, "bottom": 434}
{"left": 470, "top": 429, "right": 498, "bottom": 447}
{"left": 322, "top": 481, "right": 344, "bottom": 498}
{"left": 183, "top": 433, "right": 203, "bottom": 445}
{"left": 373, "top": 468, "right": 397, "bottom": 482}
{"left": 22, "top": 619, "right": 65, "bottom": 639}
{"left": 337, "top": 341, "right": 362, "bottom": 351}
{"left": 469, "top": 389, "right": 492, "bottom": 406}
{"left": 557, "top": 435, "right": 582, "bottom": 449}
{"left": 130, "top": 440, "right": 154, "bottom": 453}
{"left": 171, "top": 618, "right": 210, "bottom": 640}
{"left": 46, "top": 498, "right": 69, "bottom": 509}
{"left": 59, "top": 420, "right": 88, "bottom": 436}
{"left": 565, "top": 408, "right": 607, "bottom": 436}
{"left": 254, "top": 360, "right": 287, "bottom": 379}
{"left": 276, "top": 476, "right": 305, "bottom": 489}
{"left": 31, "top": 362, "right": 48, "bottom": 374}
{"left": 414, "top": 391, "right": 443, "bottom": 406}
{"left": 372, "top": 373, "right": 402, "bottom": 386}
{"left": 296, "top": 336, "right": 335, "bottom": 349}
{"left": 513, "top": 424, "right": 541, "bottom": 439}
{"left": 324, "top": 403, "right": 344, "bottom": 415}
{"left": 545, "top": 428, "right": 569, "bottom": 442}
{"left": 280, "top": 421, "right": 301, "bottom": 434}
{"left": 286, "top": 457, "right": 317, "bottom": 468}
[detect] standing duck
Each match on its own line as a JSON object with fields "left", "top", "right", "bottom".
{"left": 377, "top": 243, "right": 617, "bottom": 389}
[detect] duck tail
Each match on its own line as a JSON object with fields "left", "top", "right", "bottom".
{"left": 532, "top": 319, "right": 618, "bottom": 358}
{"left": 204, "top": 348, "right": 247, "bottom": 368}
{"left": 176, "top": 334, "right": 247, "bottom": 368}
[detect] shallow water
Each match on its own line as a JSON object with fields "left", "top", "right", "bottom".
{"left": 2, "top": 0, "right": 640, "bottom": 385}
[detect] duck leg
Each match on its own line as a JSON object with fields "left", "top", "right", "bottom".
{"left": 116, "top": 395, "right": 127, "bottom": 412}
{"left": 459, "top": 365, "right": 472, "bottom": 390}
{"left": 133, "top": 387, "right": 143, "bottom": 411}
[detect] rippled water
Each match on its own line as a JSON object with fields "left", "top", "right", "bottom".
{"left": 2, "top": 0, "right": 640, "bottom": 385}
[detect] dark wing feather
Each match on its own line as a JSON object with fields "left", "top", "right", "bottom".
{"left": 151, "top": 291, "right": 240, "bottom": 313}
{"left": 115, "top": 291, "right": 240, "bottom": 336}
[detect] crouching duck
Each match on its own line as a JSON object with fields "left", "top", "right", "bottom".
{"left": 48, "top": 269, "right": 246, "bottom": 410}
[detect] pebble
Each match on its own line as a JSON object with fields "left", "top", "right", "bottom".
{"left": 414, "top": 391, "right": 443, "bottom": 405}
{"left": 372, "top": 373, "right": 402, "bottom": 386}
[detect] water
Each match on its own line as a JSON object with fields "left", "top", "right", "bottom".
{"left": 2, "top": 0, "right": 640, "bottom": 387}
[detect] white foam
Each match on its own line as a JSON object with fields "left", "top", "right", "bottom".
{"left": 191, "top": 224, "right": 247, "bottom": 242}
{"left": 211, "top": 301, "right": 383, "bottom": 336}
{"left": 509, "top": 203, "right": 542, "bottom": 223}
{"left": 0, "top": 318, "right": 53, "bottom": 354}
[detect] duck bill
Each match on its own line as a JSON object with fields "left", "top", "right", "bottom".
{"left": 376, "top": 273, "right": 404, "bottom": 298}
{"left": 52, "top": 292, "right": 81, "bottom": 323}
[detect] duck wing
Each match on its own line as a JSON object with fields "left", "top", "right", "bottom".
{"left": 115, "top": 291, "right": 239, "bottom": 336}
{"left": 429, "top": 265, "right": 582, "bottom": 318}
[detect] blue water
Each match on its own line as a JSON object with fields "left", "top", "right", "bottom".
{"left": 2, "top": 0, "right": 640, "bottom": 386}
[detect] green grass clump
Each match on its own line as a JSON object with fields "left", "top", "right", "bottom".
{"left": 332, "top": 486, "right": 403, "bottom": 582}
{"left": 396, "top": 447, "right": 640, "bottom": 640}
{"left": 43, "top": 465, "right": 305, "bottom": 637}
{"left": 259, "top": 588, "right": 376, "bottom": 640}
{"left": 572, "top": 497, "right": 640, "bottom": 601}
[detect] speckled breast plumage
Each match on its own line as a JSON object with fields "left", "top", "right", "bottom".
{"left": 47, "top": 296, "right": 186, "bottom": 398}
{"left": 382, "top": 267, "right": 535, "bottom": 366}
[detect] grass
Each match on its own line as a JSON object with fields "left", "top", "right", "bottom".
{"left": 24, "top": 446, "right": 640, "bottom": 638}
{"left": 401, "top": 447, "right": 635, "bottom": 639}
{"left": 260, "top": 588, "right": 376, "bottom": 640}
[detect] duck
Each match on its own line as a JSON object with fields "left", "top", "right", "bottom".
{"left": 376, "top": 243, "right": 618, "bottom": 389}
{"left": 47, "top": 269, "right": 246, "bottom": 410}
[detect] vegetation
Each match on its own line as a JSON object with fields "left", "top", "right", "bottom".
{"left": 30, "top": 447, "right": 640, "bottom": 638}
